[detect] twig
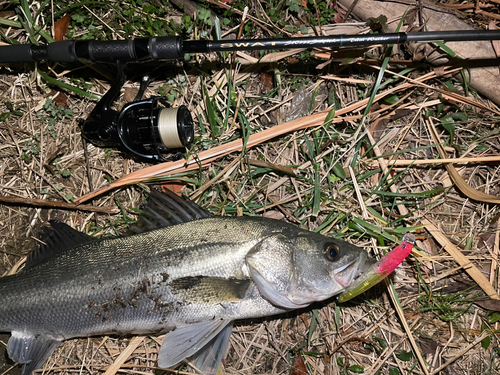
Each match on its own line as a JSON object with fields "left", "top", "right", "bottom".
{"left": 0, "top": 195, "right": 118, "bottom": 214}
{"left": 492, "top": 223, "right": 500, "bottom": 289}
{"left": 344, "top": 0, "right": 360, "bottom": 20}
{"left": 205, "top": 0, "right": 276, "bottom": 35}
{"left": 82, "top": 137, "right": 94, "bottom": 192}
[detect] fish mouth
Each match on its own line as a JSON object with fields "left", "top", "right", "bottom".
{"left": 334, "top": 252, "right": 369, "bottom": 287}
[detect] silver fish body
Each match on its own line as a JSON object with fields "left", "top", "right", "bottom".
{"left": 0, "top": 191, "right": 369, "bottom": 374}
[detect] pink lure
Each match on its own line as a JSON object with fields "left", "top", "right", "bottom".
{"left": 337, "top": 233, "right": 415, "bottom": 303}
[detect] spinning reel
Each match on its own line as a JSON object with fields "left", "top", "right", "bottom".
{"left": 80, "top": 62, "right": 194, "bottom": 162}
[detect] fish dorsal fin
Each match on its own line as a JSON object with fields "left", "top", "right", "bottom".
{"left": 26, "top": 221, "right": 96, "bottom": 269}
{"left": 158, "top": 319, "right": 232, "bottom": 371}
{"left": 7, "top": 331, "right": 62, "bottom": 375}
{"left": 127, "top": 189, "right": 214, "bottom": 235}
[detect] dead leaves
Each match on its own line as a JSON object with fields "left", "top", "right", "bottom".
{"left": 54, "top": 14, "right": 71, "bottom": 41}
{"left": 475, "top": 298, "right": 500, "bottom": 311}
{"left": 291, "top": 354, "right": 307, "bottom": 375}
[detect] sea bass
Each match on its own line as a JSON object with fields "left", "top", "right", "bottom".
{"left": 0, "top": 189, "right": 372, "bottom": 375}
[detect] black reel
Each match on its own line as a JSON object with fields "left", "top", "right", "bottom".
{"left": 81, "top": 63, "right": 194, "bottom": 162}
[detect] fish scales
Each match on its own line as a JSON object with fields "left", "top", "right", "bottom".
{"left": 0, "top": 217, "right": 288, "bottom": 337}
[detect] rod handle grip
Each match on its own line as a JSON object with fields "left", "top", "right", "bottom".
{"left": 0, "top": 44, "right": 36, "bottom": 63}
{"left": 148, "top": 36, "right": 183, "bottom": 60}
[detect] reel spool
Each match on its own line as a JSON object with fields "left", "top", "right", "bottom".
{"left": 117, "top": 99, "right": 193, "bottom": 161}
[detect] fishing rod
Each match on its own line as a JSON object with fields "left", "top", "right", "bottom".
{"left": 2, "top": 29, "right": 500, "bottom": 161}
{"left": 1, "top": 30, "right": 500, "bottom": 64}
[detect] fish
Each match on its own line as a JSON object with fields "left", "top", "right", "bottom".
{"left": 0, "top": 189, "right": 372, "bottom": 375}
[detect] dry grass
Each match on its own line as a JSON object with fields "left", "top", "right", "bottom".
{"left": 2, "top": 1, "right": 500, "bottom": 374}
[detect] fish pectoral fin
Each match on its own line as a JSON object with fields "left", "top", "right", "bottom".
{"left": 7, "top": 331, "right": 62, "bottom": 375}
{"left": 190, "top": 321, "right": 233, "bottom": 375}
{"left": 158, "top": 319, "right": 232, "bottom": 370}
{"left": 170, "top": 276, "right": 252, "bottom": 303}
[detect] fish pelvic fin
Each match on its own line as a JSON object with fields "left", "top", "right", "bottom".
{"left": 7, "top": 331, "right": 62, "bottom": 375}
{"left": 158, "top": 319, "right": 232, "bottom": 374}
{"left": 190, "top": 321, "right": 233, "bottom": 375}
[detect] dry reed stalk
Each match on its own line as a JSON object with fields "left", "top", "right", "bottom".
{"left": 366, "top": 155, "right": 500, "bottom": 166}
{"left": 76, "top": 67, "right": 458, "bottom": 204}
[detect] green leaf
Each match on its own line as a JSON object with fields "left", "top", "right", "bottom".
{"left": 424, "top": 109, "right": 434, "bottom": 118}
{"left": 388, "top": 225, "right": 424, "bottom": 234}
{"left": 324, "top": 108, "right": 336, "bottom": 126}
{"left": 337, "top": 357, "right": 344, "bottom": 366}
{"left": 332, "top": 163, "right": 346, "bottom": 180}
{"left": 0, "top": 112, "right": 10, "bottom": 122}
{"left": 373, "top": 337, "right": 387, "bottom": 349}
{"left": 464, "top": 236, "right": 473, "bottom": 251}
{"left": 488, "top": 312, "right": 500, "bottom": 324}
{"left": 313, "top": 165, "right": 321, "bottom": 216}
{"left": 482, "top": 335, "right": 491, "bottom": 350}
{"left": 38, "top": 71, "right": 100, "bottom": 100}
{"left": 395, "top": 349, "right": 413, "bottom": 361}
{"left": 198, "top": 8, "right": 211, "bottom": 21}
{"left": 389, "top": 367, "right": 400, "bottom": 375}
{"left": 348, "top": 364, "right": 364, "bottom": 373}
{"left": 307, "top": 309, "right": 320, "bottom": 346}
{"left": 383, "top": 94, "right": 399, "bottom": 104}
{"left": 440, "top": 115, "right": 455, "bottom": 143}
{"left": 287, "top": 0, "right": 301, "bottom": 13}
{"left": 300, "top": 24, "right": 309, "bottom": 35}
{"left": 203, "top": 84, "right": 219, "bottom": 138}
{"left": 434, "top": 40, "right": 457, "bottom": 58}
{"left": 450, "top": 112, "right": 468, "bottom": 122}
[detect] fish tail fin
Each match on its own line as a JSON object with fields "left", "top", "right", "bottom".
{"left": 7, "top": 331, "right": 62, "bottom": 375}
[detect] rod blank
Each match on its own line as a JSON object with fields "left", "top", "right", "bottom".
{"left": 2, "top": 30, "right": 500, "bottom": 64}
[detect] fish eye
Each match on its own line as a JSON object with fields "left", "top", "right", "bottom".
{"left": 324, "top": 243, "right": 340, "bottom": 261}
